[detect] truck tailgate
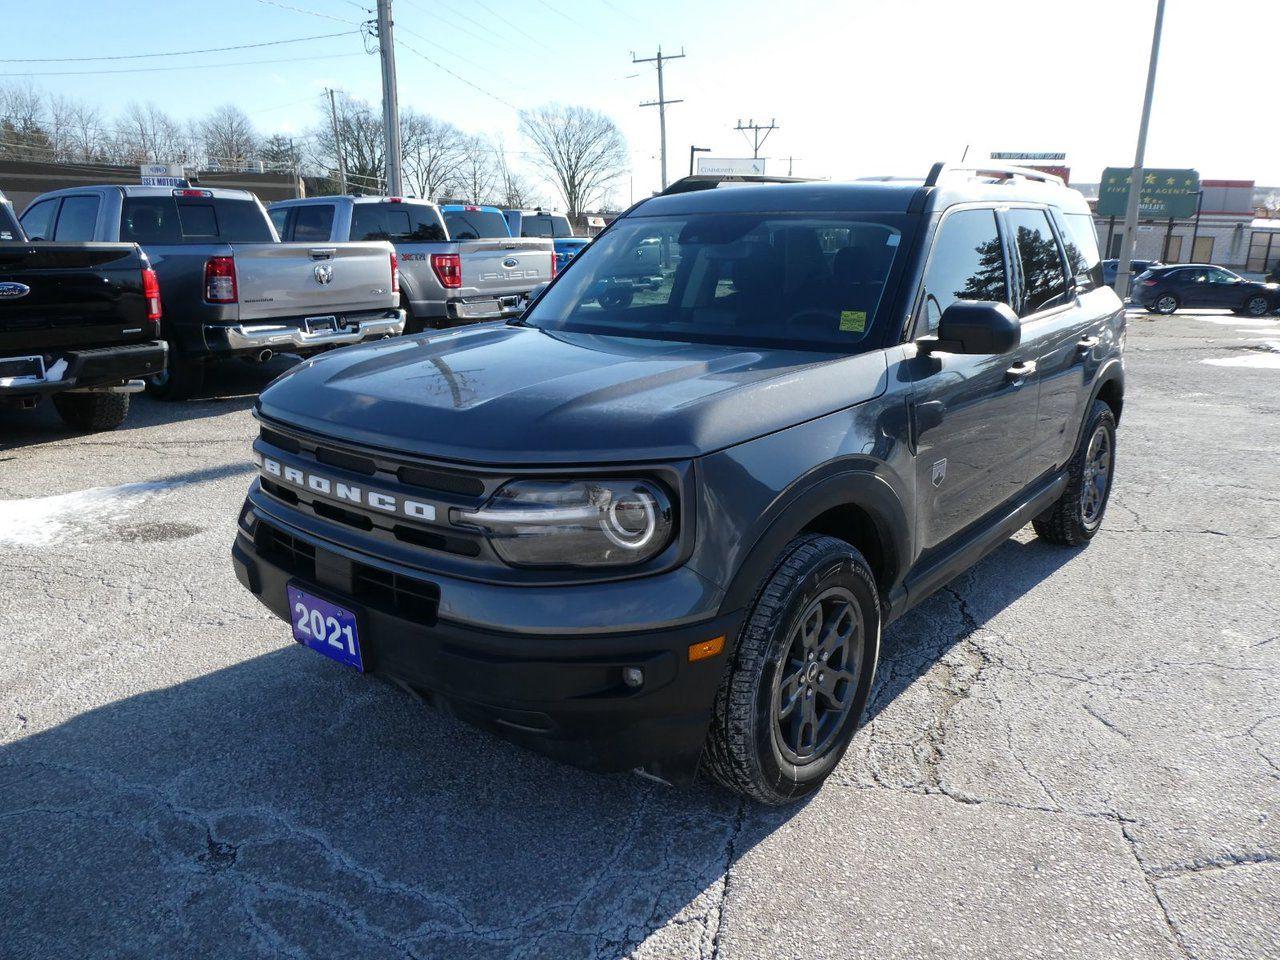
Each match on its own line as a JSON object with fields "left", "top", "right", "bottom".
{"left": 231, "top": 242, "right": 397, "bottom": 321}
{"left": 0, "top": 243, "right": 151, "bottom": 353}
{"left": 457, "top": 239, "right": 553, "bottom": 298}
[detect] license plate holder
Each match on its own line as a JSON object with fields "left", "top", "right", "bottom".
{"left": 286, "top": 583, "right": 364, "bottom": 672}
{"left": 304, "top": 315, "right": 337, "bottom": 334}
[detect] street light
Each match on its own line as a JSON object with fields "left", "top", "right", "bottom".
{"left": 1114, "top": 0, "right": 1167, "bottom": 301}
{"left": 690, "top": 146, "right": 711, "bottom": 176}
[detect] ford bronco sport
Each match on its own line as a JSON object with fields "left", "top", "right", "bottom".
{"left": 232, "top": 164, "right": 1124, "bottom": 805}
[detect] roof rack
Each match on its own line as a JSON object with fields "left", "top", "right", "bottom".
{"left": 658, "top": 174, "right": 815, "bottom": 196}
{"left": 924, "top": 162, "right": 1065, "bottom": 187}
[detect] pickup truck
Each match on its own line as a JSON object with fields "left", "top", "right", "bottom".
{"left": 233, "top": 166, "right": 1125, "bottom": 805}
{"left": 21, "top": 186, "right": 403, "bottom": 399}
{"left": 503, "top": 208, "right": 591, "bottom": 265}
{"left": 0, "top": 190, "right": 167, "bottom": 431}
{"left": 270, "top": 196, "right": 554, "bottom": 332}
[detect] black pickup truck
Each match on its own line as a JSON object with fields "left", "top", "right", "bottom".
{"left": 0, "top": 191, "right": 167, "bottom": 431}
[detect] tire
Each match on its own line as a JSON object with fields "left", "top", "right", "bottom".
{"left": 598, "top": 288, "right": 634, "bottom": 309}
{"left": 1244, "top": 295, "right": 1270, "bottom": 317}
{"left": 1033, "top": 399, "right": 1117, "bottom": 546}
{"left": 704, "top": 534, "right": 880, "bottom": 805}
{"left": 52, "top": 391, "right": 130, "bottom": 432}
{"left": 401, "top": 297, "right": 428, "bottom": 335}
{"left": 146, "top": 338, "right": 205, "bottom": 400}
{"left": 1153, "top": 294, "right": 1179, "bottom": 315}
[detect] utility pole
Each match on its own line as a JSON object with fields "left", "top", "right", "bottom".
{"left": 1114, "top": 0, "right": 1166, "bottom": 301}
{"left": 690, "top": 145, "right": 710, "bottom": 176}
{"left": 634, "top": 46, "right": 685, "bottom": 190}
{"left": 326, "top": 87, "right": 349, "bottom": 195}
{"left": 735, "top": 118, "right": 778, "bottom": 160}
{"left": 375, "top": 0, "right": 404, "bottom": 196}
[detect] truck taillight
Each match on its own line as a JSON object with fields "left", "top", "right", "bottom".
{"left": 204, "top": 255, "right": 238, "bottom": 303}
{"left": 431, "top": 253, "right": 461, "bottom": 289}
{"left": 550, "top": 252, "right": 558, "bottom": 278}
{"left": 390, "top": 252, "right": 399, "bottom": 294}
{"left": 141, "top": 267, "right": 162, "bottom": 325}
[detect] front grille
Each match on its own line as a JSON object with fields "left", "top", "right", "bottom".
{"left": 316, "top": 445, "right": 376, "bottom": 475}
{"left": 397, "top": 464, "right": 485, "bottom": 498}
{"left": 353, "top": 563, "right": 440, "bottom": 624}
{"left": 256, "top": 522, "right": 315, "bottom": 580}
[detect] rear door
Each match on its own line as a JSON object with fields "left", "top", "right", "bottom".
{"left": 1176, "top": 267, "right": 1211, "bottom": 306}
{"left": 1005, "top": 206, "right": 1101, "bottom": 480}
{"left": 909, "top": 206, "right": 1040, "bottom": 553}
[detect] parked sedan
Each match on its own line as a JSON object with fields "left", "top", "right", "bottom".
{"left": 1101, "top": 258, "right": 1161, "bottom": 286}
{"left": 1136, "top": 264, "right": 1279, "bottom": 316}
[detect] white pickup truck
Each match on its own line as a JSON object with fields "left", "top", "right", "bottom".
{"left": 21, "top": 185, "right": 404, "bottom": 398}
{"left": 268, "top": 196, "right": 554, "bottom": 332}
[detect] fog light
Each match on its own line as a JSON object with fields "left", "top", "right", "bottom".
{"left": 622, "top": 667, "right": 644, "bottom": 688}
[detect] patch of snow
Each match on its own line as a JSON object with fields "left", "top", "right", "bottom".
{"left": 1202, "top": 354, "right": 1280, "bottom": 369}
{"left": 1194, "top": 315, "right": 1278, "bottom": 327}
{"left": 0, "top": 482, "right": 180, "bottom": 547}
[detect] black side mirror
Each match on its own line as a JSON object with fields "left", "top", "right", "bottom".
{"left": 921, "top": 300, "right": 1021, "bottom": 355}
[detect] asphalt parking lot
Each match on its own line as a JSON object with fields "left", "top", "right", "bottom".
{"left": 1, "top": 313, "right": 1277, "bottom": 960}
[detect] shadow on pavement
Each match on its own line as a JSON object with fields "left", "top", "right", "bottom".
{"left": 0, "top": 533, "right": 1080, "bottom": 957}
{"left": 0, "top": 355, "right": 295, "bottom": 453}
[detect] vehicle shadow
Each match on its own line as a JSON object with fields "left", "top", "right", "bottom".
{"left": 0, "top": 356, "right": 293, "bottom": 453}
{"left": 0, "top": 534, "right": 1080, "bottom": 958}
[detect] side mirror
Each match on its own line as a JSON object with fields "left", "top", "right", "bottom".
{"left": 921, "top": 300, "right": 1021, "bottom": 355}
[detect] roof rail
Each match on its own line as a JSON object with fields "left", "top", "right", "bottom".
{"left": 658, "top": 173, "right": 815, "bottom": 196}
{"left": 924, "top": 162, "right": 1065, "bottom": 187}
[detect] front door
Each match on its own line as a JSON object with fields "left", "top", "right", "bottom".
{"left": 907, "top": 206, "right": 1039, "bottom": 554}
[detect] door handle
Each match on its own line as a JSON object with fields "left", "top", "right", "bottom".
{"left": 1076, "top": 335, "right": 1100, "bottom": 353}
{"left": 1005, "top": 360, "right": 1036, "bottom": 383}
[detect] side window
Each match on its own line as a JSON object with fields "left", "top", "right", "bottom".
{"left": 919, "top": 208, "right": 1008, "bottom": 333}
{"left": 1060, "top": 212, "right": 1103, "bottom": 292}
{"left": 176, "top": 203, "right": 218, "bottom": 239}
{"left": 522, "top": 216, "right": 552, "bottom": 238}
{"left": 53, "top": 195, "right": 100, "bottom": 241}
{"left": 121, "top": 198, "right": 181, "bottom": 243}
{"left": 1007, "top": 208, "right": 1069, "bottom": 316}
{"left": 407, "top": 207, "right": 446, "bottom": 242}
{"left": 20, "top": 198, "right": 59, "bottom": 241}
{"left": 268, "top": 207, "right": 289, "bottom": 238}
{"left": 293, "top": 204, "right": 335, "bottom": 241}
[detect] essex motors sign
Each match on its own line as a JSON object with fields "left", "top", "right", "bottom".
{"left": 1098, "top": 167, "right": 1200, "bottom": 219}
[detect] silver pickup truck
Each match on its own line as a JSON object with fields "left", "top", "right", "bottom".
{"left": 21, "top": 185, "right": 404, "bottom": 398}
{"left": 268, "top": 196, "right": 554, "bottom": 332}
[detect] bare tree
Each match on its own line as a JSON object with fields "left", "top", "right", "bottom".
{"left": 0, "top": 80, "right": 52, "bottom": 160}
{"left": 401, "top": 109, "right": 466, "bottom": 200}
{"left": 62, "top": 99, "right": 109, "bottom": 162}
{"left": 492, "top": 134, "right": 537, "bottom": 208}
{"left": 452, "top": 134, "right": 498, "bottom": 204}
{"left": 200, "top": 104, "right": 258, "bottom": 167}
{"left": 310, "top": 92, "right": 383, "bottom": 193}
{"left": 114, "top": 101, "right": 185, "bottom": 163}
{"left": 518, "top": 104, "right": 628, "bottom": 217}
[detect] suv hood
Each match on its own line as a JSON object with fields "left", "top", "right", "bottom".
{"left": 257, "top": 323, "right": 888, "bottom": 465}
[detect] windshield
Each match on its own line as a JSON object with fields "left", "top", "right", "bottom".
{"left": 443, "top": 208, "right": 510, "bottom": 240}
{"left": 352, "top": 203, "right": 446, "bottom": 242}
{"left": 522, "top": 214, "right": 574, "bottom": 238}
{"left": 523, "top": 213, "right": 908, "bottom": 350}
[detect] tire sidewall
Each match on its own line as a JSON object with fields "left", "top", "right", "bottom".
{"left": 1245, "top": 295, "right": 1268, "bottom": 317}
{"left": 1155, "top": 295, "right": 1178, "bottom": 314}
{"left": 1075, "top": 403, "right": 1117, "bottom": 536}
{"left": 750, "top": 549, "right": 880, "bottom": 799}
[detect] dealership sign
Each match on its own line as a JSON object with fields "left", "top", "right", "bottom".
{"left": 1097, "top": 167, "right": 1200, "bottom": 219}
{"left": 139, "top": 163, "right": 188, "bottom": 187}
{"left": 990, "top": 151, "right": 1066, "bottom": 161}
{"left": 695, "top": 157, "right": 766, "bottom": 175}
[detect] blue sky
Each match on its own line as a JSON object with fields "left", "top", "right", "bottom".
{"left": 6, "top": 0, "right": 1278, "bottom": 206}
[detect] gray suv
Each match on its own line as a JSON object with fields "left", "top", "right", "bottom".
{"left": 231, "top": 165, "right": 1124, "bottom": 804}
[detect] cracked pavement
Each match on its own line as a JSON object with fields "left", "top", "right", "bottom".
{"left": 1, "top": 315, "right": 1277, "bottom": 959}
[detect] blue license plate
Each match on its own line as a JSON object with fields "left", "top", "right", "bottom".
{"left": 286, "top": 584, "right": 364, "bottom": 672}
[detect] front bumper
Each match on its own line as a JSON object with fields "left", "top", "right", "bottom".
{"left": 231, "top": 506, "right": 740, "bottom": 780}
{"left": 206, "top": 309, "right": 405, "bottom": 354}
{"left": 0, "top": 340, "right": 167, "bottom": 399}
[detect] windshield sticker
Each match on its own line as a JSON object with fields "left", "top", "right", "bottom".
{"left": 839, "top": 311, "right": 867, "bottom": 333}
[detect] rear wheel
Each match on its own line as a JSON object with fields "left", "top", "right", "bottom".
{"left": 1244, "top": 295, "right": 1271, "bottom": 317}
{"left": 1033, "top": 400, "right": 1117, "bottom": 546}
{"left": 598, "top": 288, "right": 634, "bottom": 309}
{"left": 146, "top": 338, "right": 205, "bottom": 400}
{"left": 52, "top": 391, "right": 130, "bottom": 432}
{"left": 1153, "top": 294, "right": 1179, "bottom": 315}
{"left": 704, "top": 534, "right": 880, "bottom": 805}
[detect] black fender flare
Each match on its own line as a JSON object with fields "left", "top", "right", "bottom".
{"left": 1075, "top": 358, "right": 1125, "bottom": 450}
{"left": 717, "top": 460, "right": 912, "bottom": 622}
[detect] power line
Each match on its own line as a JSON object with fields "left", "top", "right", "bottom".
{"left": 469, "top": 0, "right": 542, "bottom": 44}
{"left": 401, "top": 0, "right": 518, "bottom": 51}
{"left": 0, "top": 51, "right": 365, "bottom": 78}
{"left": 0, "top": 30, "right": 359, "bottom": 63}
{"left": 394, "top": 21, "right": 520, "bottom": 82}
{"left": 395, "top": 38, "right": 518, "bottom": 109}
{"left": 252, "top": 0, "right": 361, "bottom": 25}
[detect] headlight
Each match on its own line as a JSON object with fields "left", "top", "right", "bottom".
{"left": 459, "top": 479, "right": 675, "bottom": 567}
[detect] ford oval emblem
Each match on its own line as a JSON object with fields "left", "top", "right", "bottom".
{"left": 502, "top": 257, "right": 519, "bottom": 268}
{"left": 314, "top": 264, "right": 334, "bottom": 285}
{"left": 0, "top": 281, "right": 30, "bottom": 299}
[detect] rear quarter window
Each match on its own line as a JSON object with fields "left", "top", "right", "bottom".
{"left": 443, "top": 209, "right": 509, "bottom": 240}
{"left": 351, "top": 204, "right": 446, "bottom": 242}
{"left": 1060, "top": 212, "right": 1104, "bottom": 291}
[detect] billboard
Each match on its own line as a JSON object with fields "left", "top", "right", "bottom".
{"left": 695, "top": 157, "right": 766, "bottom": 176}
{"left": 1097, "top": 167, "right": 1200, "bottom": 219}
{"left": 990, "top": 151, "right": 1066, "bottom": 161}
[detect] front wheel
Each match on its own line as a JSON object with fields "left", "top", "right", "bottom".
{"left": 1033, "top": 399, "right": 1117, "bottom": 546}
{"left": 1153, "top": 294, "right": 1179, "bottom": 315}
{"left": 598, "top": 288, "right": 634, "bottom": 309}
{"left": 704, "top": 534, "right": 880, "bottom": 805}
{"left": 1244, "top": 295, "right": 1271, "bottom": 317}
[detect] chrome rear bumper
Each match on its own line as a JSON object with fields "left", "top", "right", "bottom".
{"left": 213, "top": 310, "right": 406, "bottom": 352}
